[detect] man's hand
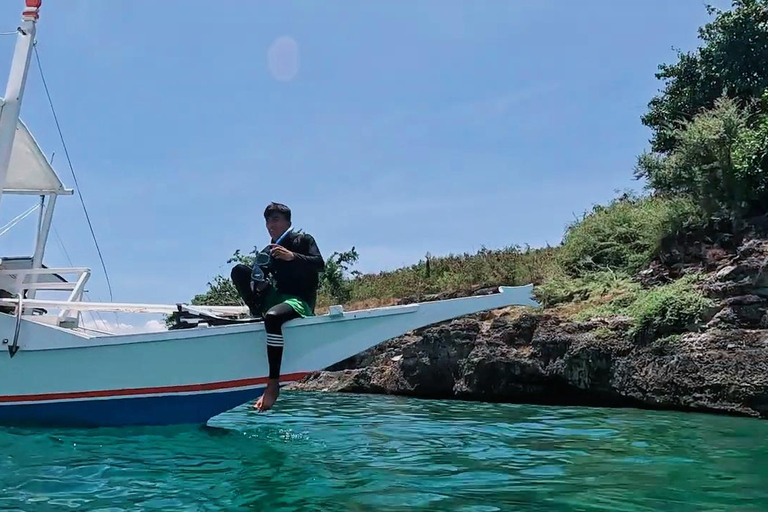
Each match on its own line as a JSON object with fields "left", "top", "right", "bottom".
{"left": 270, "top": 244, "right": 295, "bottom": 261}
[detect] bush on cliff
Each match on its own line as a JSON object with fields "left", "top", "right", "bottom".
{"left": 627, "top": 274, "right": 714, "bottom": 340}
{"left": 345, "top": 245, "right": 559, "bottom": 305}
{"left": 569, "top": 273, "right": 714, "bottom": 341}
{"left": 638, "top": 0, "right": 768, "bottom": 220}
{"left": 535, "top": 270, "right": 639, "bottom": 308}
{"left": 637, "top": 95, "right": 768, "bottom": 220}
{"left": 558, "top": 194, "right": 704, "bottom": 276}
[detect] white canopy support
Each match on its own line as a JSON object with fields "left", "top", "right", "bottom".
{"left": 3, "top": 117, "right": 72, "bottom": 196}
{"left": 0, "top": 297, "right": 249, "bottom": 316}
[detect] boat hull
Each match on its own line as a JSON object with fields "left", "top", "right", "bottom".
{"left": 0, "top": 319, "right": 301, "bottom": 427}
{"left": 0, "top": 285, "right": 538, "bottom": 427}
{"left": 0, "top": 385, "right": 270, "bottom": 427}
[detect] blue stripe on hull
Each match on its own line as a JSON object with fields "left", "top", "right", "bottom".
{"left": 0, "top": 387, "right": 266, "bottom": 428}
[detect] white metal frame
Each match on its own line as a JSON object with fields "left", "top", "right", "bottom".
{"left": 0, "top": 266, "right": 89, "bottom": 293}
{"left": 0, "top": 265, "right": 90, "bottom": 320}
{"left": 0, "top": 3, "right": 82, "bottom": 322}
{"left": 0, "top": 1, "right": 38, "bottom": 213}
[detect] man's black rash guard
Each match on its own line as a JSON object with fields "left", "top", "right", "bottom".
{"left": 259, "top": 230, "right": 325, "bottom": 310}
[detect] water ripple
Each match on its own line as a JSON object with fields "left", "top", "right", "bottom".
{"left": 0, "top": 392, "right": 766, "bottom": 511}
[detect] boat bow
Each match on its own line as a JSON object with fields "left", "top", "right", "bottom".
{"left": 280, "top": 285, "right": 539, "bottom": 375}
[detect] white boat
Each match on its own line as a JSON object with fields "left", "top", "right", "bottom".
{"left": 0, "top": 1, "right": 539, "bottom": 427}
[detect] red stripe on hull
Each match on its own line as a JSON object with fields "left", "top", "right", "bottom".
{"left": 0, "top": 371, "right": 309, "bottom": 403}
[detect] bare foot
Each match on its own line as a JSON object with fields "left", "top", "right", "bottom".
{"left": 254, "top": 380, "right": 280, "bottom": 412}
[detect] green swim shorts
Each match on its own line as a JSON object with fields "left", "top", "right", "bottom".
{"left": 261, "top": 287, "right": 314, "bottom": 318}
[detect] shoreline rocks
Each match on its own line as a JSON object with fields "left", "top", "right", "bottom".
{"left": 289, "top": 235, "right": 768, "bottom": 420}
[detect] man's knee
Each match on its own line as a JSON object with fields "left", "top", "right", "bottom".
{"left": 264, "top": 305, "right": 297, "bottom": 333}
{"left": 263, "top": 308, "right": 283, "bottom": 332}
{"left": 231, "top": 264, "right": 251, "bottom": 284}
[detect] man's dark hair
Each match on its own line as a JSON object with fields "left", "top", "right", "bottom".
{"left": 264, "top": 202, "right": 291, "bottom": 222}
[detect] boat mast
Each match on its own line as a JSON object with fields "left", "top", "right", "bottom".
{"left": 0, "top": 0, "right": 41, "bottom": 214}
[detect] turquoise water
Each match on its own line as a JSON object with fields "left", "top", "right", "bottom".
{"left": 0, "top": 392, "right": 766, "bottom": 511}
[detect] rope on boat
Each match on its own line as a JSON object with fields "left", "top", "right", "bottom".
{"left": 52, "top": 226, "right": 113, "bottom": 332}
{"left": 0, "top": 203, "right": 40, "bottom": 237}
{"left": 32, "top": 43, "right": 115, "bottom": 302}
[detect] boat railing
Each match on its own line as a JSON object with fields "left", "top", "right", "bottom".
{"left": 0, "top": 266, "right": 91, "bottom": 319}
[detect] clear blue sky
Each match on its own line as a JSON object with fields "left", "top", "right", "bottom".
{"left": 0, "top": 0, "right": 730, "bottom": 318}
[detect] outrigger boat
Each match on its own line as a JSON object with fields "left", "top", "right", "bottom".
{"left": 0, "top": 1, "right": 538, "bottom": 427}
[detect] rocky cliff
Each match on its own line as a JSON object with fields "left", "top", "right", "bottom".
{"left": 290, "top": 233, "right": 768, "bottom": 419}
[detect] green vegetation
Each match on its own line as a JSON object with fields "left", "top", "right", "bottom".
{"left": 538, "top": 269, "right": 712, "bottom": 340}
{"left": 558, "top": 194, "right": 704, "bottom": 276}
{"left": 536, "top": 270, "right": 640, "bottom": 309}
{"left": 342, "top": 245, "right": 558, "bottom": 306}
{"left": 625, "top": 275, "right": 714, "bottom": 339}
{"left": 185, "top": 1, "right": 765, "bottom": 342}
{"left": 317, "top": 248, "right": 362, "bottom": 306}
{"left": 187, "top": 247, "right": 364, "bottom": 310}
{"left": 638, "top": 0, "right": 768, "bottom": 220}
{"left": 573, "top": 273, "right": 714, "bottom": 340}
{"left": 637, "top": 95, "right": 768, "bottom": 220}
{"left": 188, "top": 250, "right": 254, "bottom": 307}
{"left": 188, "top": 244, "right": 559, "bottom": 313}
{"left": 641, "top": 0, "right": 768, "bottom": 153}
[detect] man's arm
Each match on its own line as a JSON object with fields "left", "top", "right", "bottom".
{"left": 291, "top": 234, "right": 325, "bottom": 272}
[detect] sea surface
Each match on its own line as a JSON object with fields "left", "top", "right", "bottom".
{"left": 0, "top": 391, "right": 766, "bottom": 511}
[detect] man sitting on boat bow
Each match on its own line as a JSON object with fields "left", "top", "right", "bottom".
{"left": 231, "top": 202, "right": 324, "bottom": 412}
